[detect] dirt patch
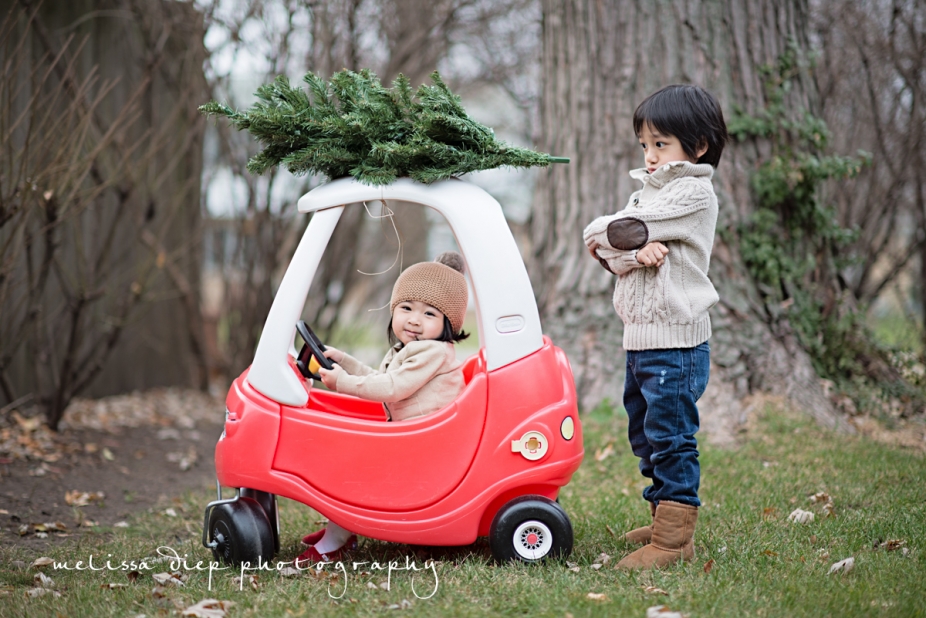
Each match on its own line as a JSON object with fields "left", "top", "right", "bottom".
{"left": 1, "top": 389, "right": 225, "bottom": 549}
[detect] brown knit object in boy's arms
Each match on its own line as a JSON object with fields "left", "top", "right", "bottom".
{"left": 390, "top": 252, "right": 468, "bottom": 333}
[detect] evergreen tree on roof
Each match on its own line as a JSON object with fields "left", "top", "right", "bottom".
{"left": 200, "top": 69, "right": 567, "bottom": 185}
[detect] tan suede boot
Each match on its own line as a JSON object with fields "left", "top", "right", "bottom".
{"left": 623, "top": 501, "right": 657, "bottom": 545}
{"left": 616, "top": 501, "right": 697, "bottom": 570}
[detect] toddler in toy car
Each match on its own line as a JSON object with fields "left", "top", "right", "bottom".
{"left": 296, "top": 251, "right": 470, "bottom": 564}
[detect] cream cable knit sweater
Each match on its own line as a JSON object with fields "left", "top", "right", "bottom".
{"left": 583, "top": 161, "right": 719, "bottom": 350}
{"left": 334, "top": 340, "right": 464, "bottom": 421}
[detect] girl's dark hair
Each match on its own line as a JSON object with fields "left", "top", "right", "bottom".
{"left": 387, "top": 316, "right": 470, "bottom": 348}
{"left": 633, "top": 84, "right": 729, "bottom": 168}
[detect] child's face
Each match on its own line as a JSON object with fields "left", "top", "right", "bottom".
{"left": 637, "top": 123, "right": 703, "bottom": 173}
{"left": 392, "top": 300, "right": 445, "bottom": 344}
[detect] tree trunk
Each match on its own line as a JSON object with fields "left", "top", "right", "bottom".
{"left": 532, "top": 0, "right": 847, "bottom": 439}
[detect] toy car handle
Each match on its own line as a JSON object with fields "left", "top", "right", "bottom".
{"left": 295, "top": 321, "right": 334, "bottom": 380}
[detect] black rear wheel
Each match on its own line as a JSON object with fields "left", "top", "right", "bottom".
{"left": 208, "top": 497, "right": 275, "bottom": 567}
{"left": 489, "top": 495, "right": 573, "bottom": 563}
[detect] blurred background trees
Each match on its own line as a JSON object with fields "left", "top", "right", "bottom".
{"left": 1, "top": 0, "right": 924, "bottom": 430}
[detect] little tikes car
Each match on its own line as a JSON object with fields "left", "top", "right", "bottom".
{"left": 202, "top": 177, "right": 584, "bottom": 565}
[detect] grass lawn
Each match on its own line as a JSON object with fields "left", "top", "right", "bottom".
{"left": 1, "top": 404, "right": 924, "bottom": 617}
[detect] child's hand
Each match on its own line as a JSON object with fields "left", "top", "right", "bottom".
{"left": 636, "top": 242, "right": 668, "bottom": 267}
{"left": 322, "top": 347, "right": 344, "bottom": 363}
{"left": 318, "top": 364, "right": 343, "bottom": 390}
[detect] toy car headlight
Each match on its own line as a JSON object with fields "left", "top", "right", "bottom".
{"left": 560, "top": 416, "right": 575, "bottom": 440}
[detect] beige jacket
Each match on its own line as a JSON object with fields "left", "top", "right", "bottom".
{"left": 583, "top": 161, "right": 719, "bottom": 350}
{"left": 334, "top": 340, "right": 465, "bottom": 421}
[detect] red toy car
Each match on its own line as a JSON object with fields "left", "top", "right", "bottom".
{"left": 202, "top": 178, "right": 584, "bottom": 564}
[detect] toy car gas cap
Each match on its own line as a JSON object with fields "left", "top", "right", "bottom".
{"left": 511, "top": 431, "right": 549, "bottom": 461}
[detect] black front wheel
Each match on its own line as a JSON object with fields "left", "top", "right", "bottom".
{"left": 489, "top": 495, "right": 573, "bottom": 563}
{"left": 207, "top": 497, "right": 275, "bottom": 567}
{"left": 239, "top": 488, "right": 280, "bottom": 553}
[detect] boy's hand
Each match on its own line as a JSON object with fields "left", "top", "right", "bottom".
{"left": 636, "top": 242, "right": 668, "bottom": 267}
{"left": 318, "top": 364, "right": 343, "bottom": 390}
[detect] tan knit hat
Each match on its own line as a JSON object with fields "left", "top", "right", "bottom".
{"left": 390, "top": 252, "right": 468, "bottom": 332}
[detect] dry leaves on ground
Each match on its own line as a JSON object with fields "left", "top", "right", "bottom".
{"left": 787, "top": 509, "right": 814, "bottom": 524}
{"left": 643, "top": 586, "right": 669, "bottom": 596}
{"left": 646, "top": 606, "right": 687, "bottom": 618}
{"left": 65, "top": 490, "right": 105, "bottom": 507}
{"left": 152, "top": 572, "right": 185, "bottom": 587}
{"left": 232, "top": 574, "right": 260, "bottom": 591}
{"left": 181, "top": 599, "right": 235, "bottom": 618}
{"left": 386, "top": 599, "right": 413, "bottom": 610}
{"left": 31, "top": 557, "right": 54, "bottom": 568}
{"left": 586, "top": 592, "right": 608, "bottom": 601}
{"left": 828, "top": 557, "right": 855, "bottom": 575}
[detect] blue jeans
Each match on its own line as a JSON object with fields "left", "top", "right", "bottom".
{"left": 624, "top": 343, "right": 710, "bottom": 508}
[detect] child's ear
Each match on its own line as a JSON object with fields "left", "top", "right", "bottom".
{"left": 695, "top": 138, "right": 708, "bottom": 160}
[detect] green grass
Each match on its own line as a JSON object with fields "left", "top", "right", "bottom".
{"left": 2, "top": 405, "right": 924, "bottom": 617}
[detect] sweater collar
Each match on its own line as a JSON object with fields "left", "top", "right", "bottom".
{"left": 629, "top": 161, "right": 714, "bottom": 189}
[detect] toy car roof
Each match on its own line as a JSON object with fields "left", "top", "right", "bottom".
{"left": 247, "top": 176, "right": 544, "bottom": 407}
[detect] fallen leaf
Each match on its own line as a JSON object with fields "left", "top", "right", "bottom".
{"left": 703, "top": 559, "right": 715, "bottom": 574}
{"left": 762, "top": 507, "right": 777, "bottom": 519}
{"left": 879, "top": 539, "right": 906, "bottom": 551}
{"left": 152, "top": 572, "right": 184, "bottom": 587}
{"left": 595, "top": 444, "right": 614, "bottom": 461}
{"left": 808, "top": 492, "right": 830, "bottom": 504}
{"left": 102, "top": 447, "right": 115, "bottom": 461}
{"left": 31, "top": 557, "right": 54, "bottom": 568}
{"left": 181, "top": 599, "right": 235, "bottom": 618}
{"left": 788, "top": 509, "right": 815, "bottom": 524}
{"left": 646, "top": 606, "right": 686, "bottom": 618}
{"left": 101, "top": 583, "right": 128, "bottom": 590}
{"left": 605, "top": 525, "right": 616, "bottom": 537}
{"left": 763, "top": 550, "right": 779, "bottom": 557}
{"left": 127, "top": 570, "right": 141, "bottom": 583}
{"left": 828, "top": 557, "right": 855, "bottom": 575}
{"left": 590, "top": 563, "right": 603, "bottom": 570}
{"left": 25, "top": 587, "right": 61, "bottom": 598}
{"left": 587, "top": 592, "right": 608, "bottom": 601}
{"left": 34, "top": 572, "right": 55, "bottom": 589}
{"left": 366, "top": 582, "right": 378, "bottom": 589}
{"left": 386, "top": 599, "right": 413, "bottom": 610}
{"left": 232, "top": 574, "right": 259, "bottom": 591}
{"left": 596, "top": 552, "right": 612, "bottom": 565}
{"left": 278, "top": 567, "right": 301, "bottom": 578}
{"left": 114, "top": 521, "right": 129, "bottom": 528}
{"left": 164, "top": 508, "right": 178, "bottom": 517}
{"left": 64, "top": 490, "right": 105, "bottom": 507}
{"left": 643, "top": 586, "right": 669, "bottom": 595}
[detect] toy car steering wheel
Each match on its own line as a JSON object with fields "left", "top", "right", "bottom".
{"left": 295, "top": 321, "right": 334, "bottom": 380}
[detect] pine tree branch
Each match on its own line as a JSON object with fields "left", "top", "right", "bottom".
{"left": 200, "top": 69, "right": 567, "bottom": 185}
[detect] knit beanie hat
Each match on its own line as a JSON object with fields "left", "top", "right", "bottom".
{"left": 390, "top": 252, "right": 468, "bottom": 333}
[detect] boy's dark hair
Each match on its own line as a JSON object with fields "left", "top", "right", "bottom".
{"left": 386, "top": 316, "right": 470, "bottom": 348}
{"left": 633, "top": 84, "right": 728, "bottom": 168}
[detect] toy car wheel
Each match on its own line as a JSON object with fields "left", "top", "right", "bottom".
{"left": 208, "top": 497, "right": 275, "bottom": 567}
{"left": 489, "top": 495, "right": 573, "bottom": 563}
{"left": 240, "top": 488, "right": 280, "bottom": 553}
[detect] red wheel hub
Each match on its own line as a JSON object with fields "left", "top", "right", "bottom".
{"left": 526, "top": 532, "right": 539, "bottom": 545}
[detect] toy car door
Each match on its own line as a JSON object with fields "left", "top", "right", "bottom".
{"left": 272, "top": 357, "right": 487, "bottom": 511}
